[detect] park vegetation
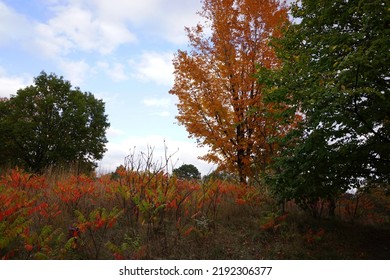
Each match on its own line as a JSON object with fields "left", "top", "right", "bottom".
{"left": 0, "top": 0, "right": 389, "bottom": 259}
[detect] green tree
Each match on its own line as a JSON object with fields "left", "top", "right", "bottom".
{"left": 0, "top": 97, "right": 13, "bottom": 171}
{"left": 0, "top": 71, "right": 110, "bottom": 173}
{"left": 173, "top": 164, "right": 201, "bottom": 180}
{"left": 261, "top": 0, "right": 390, "bottom": 215}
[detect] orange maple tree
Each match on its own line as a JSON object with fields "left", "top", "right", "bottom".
{"left": 170, "top": 0, "right": 289, "bottom": 183}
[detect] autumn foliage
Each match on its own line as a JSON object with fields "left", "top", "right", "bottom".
{"left": 170, "top": 0, "right": 289, "bottom": 183}
{"left": 0, "top": 165, "right": 263, "bottom": 259}
{"left": 1, "top": 166, "right": 388, "bottom": 259}
{"left": 1, "top": 0, "right": 389, "bottom": 261}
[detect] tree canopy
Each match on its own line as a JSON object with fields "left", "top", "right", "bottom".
{"left": 173, "top": 164, "right": 201, "bottom": 180}
{"left": 0, "top": 71, "right": 110, "bottom": 173}
{"left": 260, "top": 0, "right": 390, "bottom": 214}
{"left": 170, "top": 0, "right": 289, "bottom": 183}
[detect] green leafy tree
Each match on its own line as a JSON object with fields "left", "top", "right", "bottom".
{"left": 0, "top": 71, "right": 110, "bottom": 173}
{"left": 0, "top": 98, "right": 13, "bottom": 170}
{"left": 261, "top": 0, "right": 390, "bottom": 215}
{"left": 173, "top": 164, "right": 201, "bottom": 180}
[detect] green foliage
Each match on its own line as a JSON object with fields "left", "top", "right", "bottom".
{"left": 0, "top": 98, "right": 13, "bottom": 170}
{"left": 260, "top": 0, "right": 390, "bottom": 211}
{"left": 0, "top": 71, "right": 110, "bottom": 173}
{"left": 24, "top": 226, "right": 65, "bottom": 260}
{"left": 173, "top": 164, "right": 201, "bottom": 180}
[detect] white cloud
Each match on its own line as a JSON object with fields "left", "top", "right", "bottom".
{"left": 131, "top": 51, "right": 174, "bottom": 86}
{"left": 86, "top": 0, "right": 202, "bottom": 44}
{"left": 89, "top": 0, "right": 158, "bottom": 24}
{"left": 108, "top": 63, "right": 128, "bottom": 82}
{"left": 106, "top": 127, "right": 125, "bottom": 138}
{"left": 156, "top": 111, "right": 171, "bottom": 117}
{"left": 0, "top": 68, "right": 32, "bottom": 98}
{"left": 151, "top": 0, "right": 203, "bottom": 45}
{"left": 0, "top": 2, "right": 32, "bottom": 46}
{"left": 34, "top": 2, "right": 136, "bottom": 57}
{"left": 1, "top": 0, "right": 203, "bottom": 87}
{"left": 97, "top": 61, "right": 128, "bottom": 82}
{"left": 142, "top": 98, "right": 173, "bottom": 117}
{"left": 147, "top": 111, "right": 171, "bottom": 118}
{"left": 58, "top": 59, "right": 91, "bottom": 85}
{"left": 1, "top": 0, "right": 202, "bottom": 64}
{"left": 142, "top": 98, "right": 170, "bottom": 108}
{"left": 34, "top": 22, "right": 73, "bottom": 58}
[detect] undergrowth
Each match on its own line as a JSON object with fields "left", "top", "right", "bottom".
{"left": 1, "top": 163, "right": 389, "bottom": 260}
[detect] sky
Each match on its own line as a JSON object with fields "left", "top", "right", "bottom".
{"left": 0, "top": 0, "right": 218, "bottom": 175}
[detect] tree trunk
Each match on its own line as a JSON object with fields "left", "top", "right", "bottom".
{"left": 237, "top": 147, "right": 247, "bottom": 185}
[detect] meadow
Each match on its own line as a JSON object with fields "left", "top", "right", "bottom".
{"left": 1, "top": 162, "right": 389, "bottom": 260}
